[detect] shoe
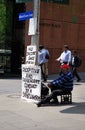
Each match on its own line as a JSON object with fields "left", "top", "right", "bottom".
{"left": 50, "top": 99, "right": 59, "bottom": 104}
{"left": 37, "top": 102, "right": 41, "bottom": 107}
{"left": 43, "top": 78, "right": 47, "bottom": 82}
{"left": 77, "top": 79, "right": 81, "bottom": 82}
{"left": 43, "top": 80, "right": 47, "bottom": 82}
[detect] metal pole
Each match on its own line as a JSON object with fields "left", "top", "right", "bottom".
{"left": 31, "top": 0, "right": 40, "bottom": 65}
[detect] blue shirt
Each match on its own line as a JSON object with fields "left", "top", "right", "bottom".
{"left": 51, "top": 71, "right": 74, "bottom": 89}
{"left": 38, "top": 49, "right": 49, "bottom": 64}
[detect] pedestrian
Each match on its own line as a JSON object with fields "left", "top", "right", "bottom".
{"left": 38, "top": 45, "right": 50, "bottom": 82}
{"left": 37, "top": 64, "right": 74, "bottom": 107}
{"left": 71, "top": 50, "right": 81, "bottom": 82}
{"left": 56, "top": 44, "right": 72, "bottom": 74}
{"left": 56, "top": 44, "right": 72, "bottom": 65}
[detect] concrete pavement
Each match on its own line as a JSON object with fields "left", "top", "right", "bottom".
{"left": 0, "top": 72, "right": 85, "bottom": 130}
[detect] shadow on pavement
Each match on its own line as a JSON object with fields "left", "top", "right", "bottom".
{"left": 60, "top": 102, "right": 85, "bottom": 114}
{"left": 37, "top": 102, "right": 73, "bottom": 108}
{"left": 0, "top": 74, "right": 21, "bottom": 79}
{"left": 37, "top": 102, "right": 85, "bottom": 115}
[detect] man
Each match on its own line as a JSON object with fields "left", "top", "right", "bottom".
{"left": 38, "top": 45, "right": 50, "bottom": 82}
{"left": 71, "top": 50, "right": 81, "bottom": 82}
{"left": 56, "top": 44, "right": 72, "bottom": 65}
{"left": 37, "top": 64, "right": 74, "bottom": 107}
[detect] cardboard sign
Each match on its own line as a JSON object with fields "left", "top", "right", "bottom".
{"left": 22, "top": 64, "right": 41, "bottom": 103}
{"left": 26, "top": 45, "right": 36, "bottom": 65}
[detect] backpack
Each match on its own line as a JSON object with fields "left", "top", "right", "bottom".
{"left": 74, "top": 56, "right": 82, "bottom": 67}
{"left": 45, "top": 50, "right": 50, "bottom": 59}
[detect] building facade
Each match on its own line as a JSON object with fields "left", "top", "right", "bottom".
{"left": 25, "top": 0, "right": 85, "bottom": 74}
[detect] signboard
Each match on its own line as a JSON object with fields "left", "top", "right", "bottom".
{"left": 28, "top": 18, "right": 37, "bottom": 35}
{"left": 26, "top": 45, "right": 36, "bottom": 65}
{"left": 16, "top": 0, "right": 32, "bottom": 3}
{"left": 41, "top": 0, "right": 69, "bottom": 4}
{"left": 19, "top": 11, "right": 33, "bottom": 21}
{"left": 22, "top": 64, "right": 41, "bottom": 103}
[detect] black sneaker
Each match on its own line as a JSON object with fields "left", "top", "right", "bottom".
{"left": 43, "top": 80, "right": 47, "bottom": 82}
{"left": 50, "top": 99, "right": 59, "bottom": 104}
{"left": 37, "top": 102, "right": 41, "bottom": 107}
{"left": 77, "top": 79, "right": 81, "bottom": 82}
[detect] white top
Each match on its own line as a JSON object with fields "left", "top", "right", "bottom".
{"left": 57, "top": 50, "right": 71, "bottom": 64}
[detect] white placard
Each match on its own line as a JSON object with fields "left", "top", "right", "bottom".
{"left": 26, "top": 45, "right": 36, "bottom": 65}
{"left": 21, "top": 64, "right": 41, "bottom": 103}
{"left": 28, "top": 17, "right": 37, "bottom": 35}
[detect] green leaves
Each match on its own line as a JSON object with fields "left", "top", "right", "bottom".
{"left": 0, "top": 0, "right": 6, "bottom": 48}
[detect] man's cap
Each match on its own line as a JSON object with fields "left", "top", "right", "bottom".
{"left": 61, "top": 64, "right": 69, "bottom": 69}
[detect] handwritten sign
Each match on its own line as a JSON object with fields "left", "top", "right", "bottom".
{"left": 21, "top": 64, "right": 41, "bottom": 103}
{"left": 26, "top": 45, "right": 36, "bottom": 65}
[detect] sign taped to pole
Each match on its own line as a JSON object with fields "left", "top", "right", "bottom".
{"left": 26, "top": 45, "right": 36, "bottom": 65}
{"left": 28, "top": 18, "right": 37, "bottom": 35}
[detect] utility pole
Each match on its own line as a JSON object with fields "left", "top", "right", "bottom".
{"left": 31, "top": 0, "right": 40, "bottom": 64}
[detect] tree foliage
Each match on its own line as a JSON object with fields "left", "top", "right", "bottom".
{"left": 0, "top": 0, "right": 6, "bottom": 48}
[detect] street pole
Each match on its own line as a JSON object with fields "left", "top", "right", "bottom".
{"left": 31, "top": 0, "right": 40, "bottom": 65}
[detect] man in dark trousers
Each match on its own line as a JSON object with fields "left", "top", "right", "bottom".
{"left": 37, "top": 64, "right": 74, "bottom": 107}
{"left": 38, "top": 45, "right": 50, "bottom": 82}
{"left": 71, "top": 50, "right": 81, "bottom": 82}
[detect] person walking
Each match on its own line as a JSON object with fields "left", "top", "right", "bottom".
{"left": 38, "top": 45, "right": 50, "bottom": 82}
{"left": 71, "top": 50, "right": 81, "bottom": 82}
{"left": 56, "top": 44, "right": 72, "bottom": 65}
{"left": 37, "top": 64, "right": 74, "bottom": 107}
{"left": 56, "top": 44, "right": 72, "bottom": 74}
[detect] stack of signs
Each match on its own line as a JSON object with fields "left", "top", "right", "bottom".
{"left": 22, "top": 45, "right": 41, "bottom": 103}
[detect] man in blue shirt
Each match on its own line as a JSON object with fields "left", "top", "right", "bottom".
{"left": 38, "top": 45, "right": 50, "bottom": 82}
{"left": 37, "top": 64, "right": 74, "bottom": 107}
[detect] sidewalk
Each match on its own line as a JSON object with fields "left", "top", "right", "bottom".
{"left": 0, "top": 72, "right": 85, "bottom": 130}
{"left": 48, "top": 72, "right": 85, "bottom": 82}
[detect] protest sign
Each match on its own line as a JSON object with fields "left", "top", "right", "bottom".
{"left": 22, "top": 64, "right": 41, "bottom": 103}
{"left": 26, "top": 45, "right": 36, "bottom": 65}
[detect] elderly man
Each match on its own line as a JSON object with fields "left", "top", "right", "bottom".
{"left": 37, "top": 64, "right": 74, "bottom": 107}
